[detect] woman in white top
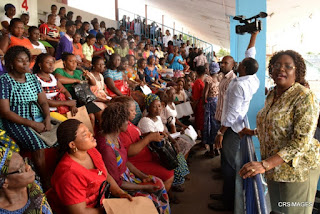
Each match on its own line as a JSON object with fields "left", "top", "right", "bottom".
{"left": 29, "top": 27, "right": 47, "bottom": 54}
{"left": 33, "top": 53, "right": 77, "bottom": 117}
{"left": 138, "top": 94, "right": 190, "bottom": 196}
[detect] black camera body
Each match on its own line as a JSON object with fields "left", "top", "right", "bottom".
{"left": 234, "top": 12, "right": 267, "bottom": 35}
{"left": 236, "top": 20, "right": 262, "bottom": 35}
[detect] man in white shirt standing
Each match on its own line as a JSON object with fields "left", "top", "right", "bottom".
{"left": 162, "top": 30, "right": 172, "bottom": 48}
{"left": 209, "top": 31, "right": 259, "bottom": 211}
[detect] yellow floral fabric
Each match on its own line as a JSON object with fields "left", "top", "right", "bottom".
{"left": 256, "top": 83, "right": 320, "bottom": 182}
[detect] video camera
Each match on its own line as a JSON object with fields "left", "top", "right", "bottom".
{"left": 233, "top": 12, "right": 267, "bottom": 35}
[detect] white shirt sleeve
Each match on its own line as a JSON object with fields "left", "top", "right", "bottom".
{"left": 137, "top": 117, "right": 164, "bottom": 133}
{"left": 245, "top": 47, "right": 256, "bottom": 59}
{"left": 221, "top": 83, "right": 245, "bottom": 129}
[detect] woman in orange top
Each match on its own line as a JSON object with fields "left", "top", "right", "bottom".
{"left": 2, "top": 18, "right": 36, "bottom": 68}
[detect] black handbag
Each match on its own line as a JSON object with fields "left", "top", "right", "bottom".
{"left": 95, "top": 180, "right": 111, "bottom": 208}
{"left": 148, "top": 137, "right": 178, "bottom": 170}
{"left": 73, "top": 80, "right": 96, "bottom": 106}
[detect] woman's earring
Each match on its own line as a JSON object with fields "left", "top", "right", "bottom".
{"left": 73, "top": 147, "right": 78, "bottom": 153}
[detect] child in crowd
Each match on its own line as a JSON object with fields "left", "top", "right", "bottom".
{"left": 93, "top": 33, "right": 107, "bottom": 58}
{"left": 202, "top": 62, "right": 220, "bottom": 158}
{"left": 104, "top": 53, "right": 129, "bottom": 96}
{"left": 33, "top": 53, "right": 77, "bottom": 119}
{"left": 82, "top": 33, "right": 96, "bottom": 63}
{"left": 135, "top": 41, "right": 144, "bottom": 59}
{"left": 28, "top": 26, "right": 47, "bottom": 53}
{"left": 72, "top": 32, "right": 91, "bottom": 68}
{"left": 136, "top": 58, "right": 146, "bottom": 83}
{"left": 20, "top": 13, "right": 30, "bottom": 37}
{"left": 159, "top": 57, "right": 168, "bottom": 69}
{"left": 104, "top": 38, "right": 116, "bottom": 55}
{"left": 143, "top": 43, "right": 151, "bottom": 59}
{"left": 128, "top": 41, "right": 135, "bottom": 55}
{"left": 57, "top": 17, "right": 67, "bottom": 37}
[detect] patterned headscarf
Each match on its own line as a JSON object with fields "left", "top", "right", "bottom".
{"left": 145, "top": 94, "right": 160, "bottom": 110}
{"left": 0, "top": 130, "right": 19, "bottom": 175}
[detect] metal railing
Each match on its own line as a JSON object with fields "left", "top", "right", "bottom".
{"left": 238, "top": 118, "right": 271, "bottom": 214}
{"left": 118, "top": 8, "right": 214, "bottom": 62}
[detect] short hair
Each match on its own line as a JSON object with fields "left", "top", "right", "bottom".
{"left": 137, "top": 58, "right": 146, "bottom": 68}
{"left": 111, "top": 96, "right": 135, "bottom": 110}
{"left": 126, "top": 54, "right": 135, "bottom": 60}
{"left": 48, "top": 14, "right": 55, "bottom": 20}
{"left": 4, "top": 46, "right": 31, "bottom": 72}
{"left": 101, "top": 103, "right": 129, "bottom": 134}
{"left": 242, "top": 57, "right": 259, "bottom": 75}
{"left": 9, "top": 18, "right": 23, "bottom": 31}
{"left": 67, "top": 11, "right": 74, "bottom": 16}
{"left": 51, "top": 4, "right": 57, "bottom": 8}
{"left": 268, "top": 50, "right": 306, "bottom": 85}
{"left": 196, "top": 66, "right": 206, "bottom": 76}
{"left": 61, "top": 52, "right": 74, "bottom": 62}
{"left": 86, "top": 33, "right": 96, "bottom": 40}
{"left": 91, "top": 55, "right": 104, "bottom": 67}
{"left": 28, "top": 26, "right": 38, "bottom": 34}
{"left": 96, "top": 33, "right": 105, "bottom": 41}
{"left": 20, "top": 13, "right": 29, "bottom": 18}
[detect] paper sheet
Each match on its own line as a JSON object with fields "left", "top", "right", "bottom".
{"left": 103, "top": 197, "right": 158, "bottom": 214}
{"left": 176, "top": 102, "right": 194, "bottom": 119}
{"left": 140, "top": 85, "right": 152, "bottom": 95}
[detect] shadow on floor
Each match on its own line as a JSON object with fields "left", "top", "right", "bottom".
{"left": 171, "top": 149, "right": 233, "bottom": 214}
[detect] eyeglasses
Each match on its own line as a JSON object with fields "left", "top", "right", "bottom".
{"left": 272, "top": 63, "right": 296, "bottom": 70}
{"left": 6, "top": 157, "right": 29, "bottom": 176}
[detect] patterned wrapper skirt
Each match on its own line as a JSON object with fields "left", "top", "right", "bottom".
{"left": 173, "top": 153, "right": 190, "bottom": 186}
{"left": 202, "top": 97, "right": 220, "bottom": 145}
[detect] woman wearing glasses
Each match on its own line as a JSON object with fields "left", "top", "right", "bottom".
{"left": 0, "top": 130, "right": 52, "bottom": 213}
{"left": 239, "top": 50, "right": 320, "bottom": 214}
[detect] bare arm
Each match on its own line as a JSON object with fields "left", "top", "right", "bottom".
{"left": 65, "top": 202, "right": 105, "bottom": 214}
{"left": 202, "top": 81, "right": 209, "bottom": 104}
{"left": 104, "top": 77, "right": 123, "bottom": 96}
{"left": 127, "top": 132, "right": 163, "bottom": 157}
{"left": 247, "top": 31, "right": 259, "bottom": 50}
{"left": 55, "top": 73, "right": 81, "bottom": 85}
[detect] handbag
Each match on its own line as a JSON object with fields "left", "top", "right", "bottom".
{"left": 148, "top": 137, "right": 178, "bottom": 170}
{"left": 95, "top": 180, "right": 111, "bottom": 208}
{"left": 107, "top": 80, "right": 130, "bottom": 97}
{"left": 52, "top": 89, "right": 69, "bottom": 114}
{"left": 73, "top": 80, "right": 96, "bottom": 106}
{"left": 28, "top": 101, "right": 61, "bottom": 147}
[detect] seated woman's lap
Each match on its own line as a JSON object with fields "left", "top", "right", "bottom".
{"left": 132, "top": 161, "right": 174, "bottom": 182}
{"left": 1, "top": 120, "right": 48, "bottom": 151}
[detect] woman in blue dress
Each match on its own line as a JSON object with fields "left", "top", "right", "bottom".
{"left": 168, "top": 46, "right": 184, "bottom": 71}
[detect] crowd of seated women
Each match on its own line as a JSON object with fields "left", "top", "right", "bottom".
{"left": 0, "top": 3, "right": 218, "bottom": 213}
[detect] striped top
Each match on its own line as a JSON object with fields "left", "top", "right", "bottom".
{"left": 36, "top": 74, "right": 59, "bottom": 112}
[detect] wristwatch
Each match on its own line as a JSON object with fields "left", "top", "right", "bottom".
{"left": 217, "top": 130, "right": 224, "bottom": 136}
{"left": 261, "top": 160, "right": 270, "bottom": 171}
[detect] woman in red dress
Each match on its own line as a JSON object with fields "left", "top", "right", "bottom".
{"left": 113, "top": 96, "right": 174, "bottom": 192}
{"left": 48, "top": 119, "right": 132, "bottom": 214}
{"left": 192, "top": 66, "right": 206, "bottom": 134}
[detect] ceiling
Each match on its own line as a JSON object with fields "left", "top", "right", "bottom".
{"left": 145, "top": 0, "right": 320, "bottom": 49}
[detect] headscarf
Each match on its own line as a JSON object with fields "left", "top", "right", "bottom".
{"left": 145, "top": 94, "right": 160, "bottom": 110}
{"left": 4, "top": 4, "right": 15, "bottom": 12}
{"left": 147, "top": 55, "right": 155, "bottom": 64}
{"left": 0, "top": 130, "right": 19, "bottom": 186}
{"left": 209, "top": 62, "right": 220, "bottom": 75}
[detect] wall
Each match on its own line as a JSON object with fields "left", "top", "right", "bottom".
{"left": 37, "top": 0, "right": 118, "bottom": 28}
{"left": 0, "top": 0, "right": 38, "bottom": 26}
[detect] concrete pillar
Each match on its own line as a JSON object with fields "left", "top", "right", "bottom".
{"left": 115, "top": 0, "right": 119, "bottom": 21}
{"left": 162, "top": 15, "right": 164, "bottom": 34}
{"left": 145, "top": 4, "right": 147, "bottom": 26}
{"left": 173, "top": 22, "right": 175, "bottom": 35}
{"left": 230, "top": 0, "right": 266, "bottom": 158}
